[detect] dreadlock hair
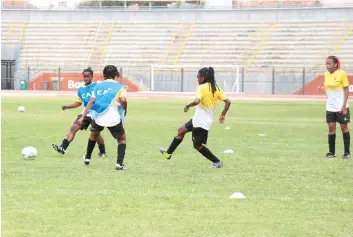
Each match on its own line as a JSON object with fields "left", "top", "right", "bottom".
{"left": 82, "top": 67, "right": 93, "bottom": 76}
{"left": 198, "top": 67, "right": 218, "bottom": 95}
{"left": 103, "top": 65, "right": 120, "bottom": 80}
{"left": 327, "top": 56, "right": 341, "bottom": 69}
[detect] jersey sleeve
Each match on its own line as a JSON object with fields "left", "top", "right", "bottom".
{"left": 76, "top": 91, "right": 83, "bottom": 104}
{"left": 341, "top": 71, "right": 349, "bottom": 87}
{"left": 217, "top": 88, "right": 227, "bottom": 101}
{"left": 116, "top": 87, "right": 127, "bottom": 99}
{"left": 76, "top": 96, "right": 83, "bottom": 104}
{"left": 195, "top": 86, "right": 202, "bottom": 100}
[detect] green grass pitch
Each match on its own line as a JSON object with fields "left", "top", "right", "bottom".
{"left": 2, "top": 97, "right": 353, "bottom": 237}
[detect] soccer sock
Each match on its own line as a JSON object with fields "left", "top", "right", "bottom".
{"left": 86, "top": 139, "right": 96, "bottom": 159}
{"left": 198, "top": 146, "right": 220, "bottom": 163}
{"left": 61, "top": 138, "right": 70, "bottom": 150}
{"left": 117, "top": 144, "right": 126, "bottom": 165}
{"left": 98, "top": 143, "right": 106, "bottom": 154}
{"left": 328, "top": 134, "right": 336, "bottom": 154}
{"left": 343, "top": 132, "right": 350, "bottom": 154}
{"left": 167, "top": 137, "right": 183, "bottom": 154}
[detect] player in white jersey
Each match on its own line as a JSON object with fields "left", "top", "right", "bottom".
{"left": 324, "top": 56, "right": 350, "bottom": 159}
{"left": 159, "top": 67, "right": 231, "bottom": 168}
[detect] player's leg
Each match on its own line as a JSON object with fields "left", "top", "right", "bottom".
{"left": 96, "top": 135, "right": 107, "bottom": 157}
{"left": 338, "top": 109, "right": 351, "bottom": 159}
{"left": 159, "top": 119, "right": 193, "bottom": 159}
{"left": 192, "top": 127, "right": 222, "bottom": 168}
{"left": 107, "top": 122, "right": 126, "bottom": 170}
{"left": 52, "top": 115, "right": 84, "bottom": 155}
{"left": 326, "top": 111, "right": 337, "bottom": 158}
{"left": 84, "top": 120, "right": 103, "bottom": 165}
{"left": 86, "top": 116, "right": 107, "bottom": 157}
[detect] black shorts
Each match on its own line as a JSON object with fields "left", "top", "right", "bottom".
{"left": 75, "top": 115, "right": 92, "bottom": 130}
{"left": 91, "top": 120, "right": 125, "bottom": 139}
{"left": 326, "top": 109, "right": 350, "bottom": 124}
{"left": 183, "top": 119, "right": 208, "bottom": 145}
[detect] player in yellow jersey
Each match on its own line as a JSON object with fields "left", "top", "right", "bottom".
{"left": 324, "top": 56, "right": 350, "bottom": 159}
{"left": 159, "top": 67, "right": 231, "bottom": 168}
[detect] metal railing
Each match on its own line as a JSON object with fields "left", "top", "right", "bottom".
{"left": 2, "top": 65, "right": 349, "bottom": 95}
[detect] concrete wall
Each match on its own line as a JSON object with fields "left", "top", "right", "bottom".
{"left": 2, "top": 7, "right": 353, "bottom": 22}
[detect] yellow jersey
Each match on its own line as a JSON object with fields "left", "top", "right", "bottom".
{"left": 324, "top": 69, "right": 349, "bottom": 112}
{"left": 192, "top": 83, "right": 227, "bottom": 131}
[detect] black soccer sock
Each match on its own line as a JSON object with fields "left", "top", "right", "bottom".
{"left": 167, "top": 137, "right": 183, "bottom": 154}
{"left": 117, "top": 144, "right": 126, "bottom": 165}
{"left": 86, "top": 139, "right": 96, "bottom": 159}
{"left": 328, "top": 134, "right": 336, "bottom": 154}
{"left": 198, "top": 146, "right": 220, "bottom": 163}
{"left": 343, "top": 132, "right": 350, "bottom": 154}
{"left": 98, "top": 143, "right": 106, "bottom": 154}
{"left": 61, "top": 138, "right": 70, "bottom": 150}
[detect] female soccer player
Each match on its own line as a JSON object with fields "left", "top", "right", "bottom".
{"left": 78, "top": 65, "right": 128, "bottom": 170}
{"left": 325, "top": 56, "right": 351, "bottom": 159}
{"left": 159, "top": 67, "right": 231, "bottom": 168}
{"left": 52, "top": 67, "right": 107, "bottom": 157}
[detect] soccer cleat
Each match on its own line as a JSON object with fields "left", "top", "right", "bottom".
{"left": 116, "top": 164, "right": 127, "bottom": 170}
{"left": 325, "top": 152, "right": 336, "bottom": 158}
{"left": 52, "top": 144, "right": 65, "bottom": 155}
{"left": 159, "top": 148, "right": 172, "bottom": 160}
{"left": 98, "top": 153, "right": 108, "bottom": 158}
{"left": 342, "top": 153, "right": 351, "bottom": 159}
{"left": 211, "top": 161, "right": 223, "bottom": 168}
{"left": 82, "top": 155, "right": 91, "bottom": 165}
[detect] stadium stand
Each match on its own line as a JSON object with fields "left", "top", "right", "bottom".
{"left": 2, "top": 19, "right": 353, "bottom": 92}
{"left": 3, "top": 20, "right": 353, "bottom": 70}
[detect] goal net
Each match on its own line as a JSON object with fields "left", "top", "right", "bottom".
{"left": 150, "top": 64, "right": 240, "bottom": 93}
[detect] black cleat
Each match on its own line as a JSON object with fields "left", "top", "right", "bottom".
{"left": 98, "top": 153, "right": 108, "bottom": 158}
{"left": 342, "top": 153, "right": 351, "bottom": 159}
{"left": 116, "top": 164, "right": 127, "bottom": 170}
{"left": 211, "top": 161, "right": 223, "bottom": 168}
{"left": 325, "top": 152, "right": 336, "bottom": 158}
{"left": 52, "top": 144, "right": 65, "bottom": 155}
{"left": 82, "top": 155, "right": 91, "bottom": 165}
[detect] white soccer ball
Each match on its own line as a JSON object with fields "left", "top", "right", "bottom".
{"left": 21, "top": 146, "right": 37, "bottom": 160}
{"left": 18, "top": 106, "right": 25, "bottom": 112}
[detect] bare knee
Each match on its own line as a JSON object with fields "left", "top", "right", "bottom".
{"left": 176, "top": 126, "right": 189, "bottom": 139}
{"left": 193, "top": 142, "right": 202, "bottom": 151}
{"left": 118, "top": 132, "right": 126, "bottom": 144}
{"left": 90, "top": 131, "right": 100, "bottom": 141}
{"left": 341, "top": 124, "right": 349, "bottom": 133}
{"left": 328, "top": 123, "right": 336, "bottom": 134}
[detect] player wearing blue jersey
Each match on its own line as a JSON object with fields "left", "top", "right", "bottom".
{"left": 52, "top": 67, "right": 107, "bottom": 157}
{"left": 78, "top": 65, "right": 127, "bottom": 170}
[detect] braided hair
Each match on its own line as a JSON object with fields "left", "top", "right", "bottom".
{"left": 198, "top": 67, "right": 218, "bottom": 95}
{"left": 327, "top": 56, "right": 341, "bottom": 70}
{"left": 82, "top": 67, "right": 93, "bottom": 76}
{"left": 103, "top": 65, "right": 120, "bottom": 79}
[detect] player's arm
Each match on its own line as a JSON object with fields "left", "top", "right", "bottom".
{"left": 341, "top": 72, "right": 350, "bottom": 115}
{"left": 219, "top": 98, "right": 231, "bottom": 123}
{"left": 117, "top": 88, "right": 127, "bottom": 116}
{"left": 62, "top": 97, "right": 82, "bottom": 110}
{"left": 184, "top": 86, "right": 201, "bottom": 112}
{"left": 78, "top": 96, "right": 96, "bottom": 125}
{"left": 218, "top": 90, "right": 231, "bottom": 123}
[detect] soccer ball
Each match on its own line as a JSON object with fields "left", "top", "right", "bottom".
{"left": 18, "top": 106, "right": 25, "bottom": 112}
{"left": 21, "top": 146, "right": 37, "bottom": 160}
